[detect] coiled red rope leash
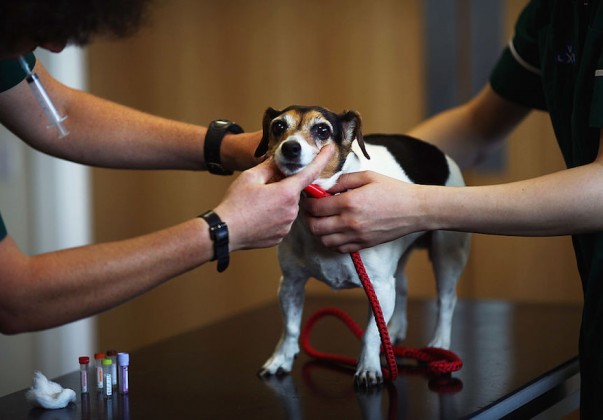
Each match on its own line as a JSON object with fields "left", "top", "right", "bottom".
{"left": 301, "top": 184, "right": 462, "bottom": 382}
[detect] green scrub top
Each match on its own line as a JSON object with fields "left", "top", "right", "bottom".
{"left": 490, "top": 0, "right": 603, "bottom": 415}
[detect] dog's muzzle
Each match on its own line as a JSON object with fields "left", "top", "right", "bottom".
{"left": 276, "top": 140, "right": 306, "bottom": 175}
{"left": 281, "top": 140, "right": 302, "bottom": 160}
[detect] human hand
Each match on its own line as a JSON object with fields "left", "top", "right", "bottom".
{"left": 303, "top": 171, "right": 426, "bottom": 253}
{"left": 215, "top": 144, "right": 335, "bottom": 251}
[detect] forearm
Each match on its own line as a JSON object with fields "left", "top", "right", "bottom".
{"left": 63, "top": 89, "right": 260, "bottom": 171}
{"left": 424, "top": 161, "right": 603, "bottom": 236}
{"left": 408, "top": 85, "right": 530, "bottom": 168}
{"left": 0, "top": 62, "right": 260, "bottom": 171}
{"left": 408, "top": 106, "right": 494, "bottom": 168}
{"left": 64, "top": 90, "right": 207, "bottom": 169}
{"left": 0, "top": 218, "right": 213, "bottom": 333}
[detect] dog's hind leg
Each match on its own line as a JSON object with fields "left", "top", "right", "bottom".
{"left": 387, "top": 249, "right": 412, "bottom": 344}
{"left": 355, "top": 277, "right": 395, "bottom": 388}
{"left": 259, "top": 274, "right": 308, "bottom": 377}
{"left": 427, "top": 230, "right": 470, "bottom": 349}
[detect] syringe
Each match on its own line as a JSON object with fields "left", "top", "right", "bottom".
{"left": 18, "top": 56, "right": 69, "bottom": 138}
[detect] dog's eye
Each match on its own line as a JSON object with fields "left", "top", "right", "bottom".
{"left": 313, "top": 123, "right": 331, "bottom": 141}
{"left": 271, "top": 120, "right": 287, "bottom": 137}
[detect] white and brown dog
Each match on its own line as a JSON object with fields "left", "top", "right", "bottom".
{"left": 256, "top": 106, "right": 470, "bottom": 387}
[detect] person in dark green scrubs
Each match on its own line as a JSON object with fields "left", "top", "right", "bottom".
{"left": 0, "top": 2, "right": 332, "bottom": 333}
{"left": 306, "top": 1, "right": 603, "bottom": 416}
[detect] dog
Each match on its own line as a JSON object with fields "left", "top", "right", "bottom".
{"left": 256, "top": 105, "right": 470, "bottom": 387}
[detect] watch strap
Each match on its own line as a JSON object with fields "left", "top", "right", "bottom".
{"left": 200, "top": 210, "right": 230, "bottom": 272}
{"left": 204, "top": 120, "right": 244, "bottom": 175}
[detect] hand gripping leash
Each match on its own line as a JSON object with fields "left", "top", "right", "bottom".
{"left": 302, "top": 184, "right": 462, "bottom": 382}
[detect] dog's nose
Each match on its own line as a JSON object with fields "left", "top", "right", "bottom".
{"left": 281, "top": 141, "right": 302, "bottom": 159}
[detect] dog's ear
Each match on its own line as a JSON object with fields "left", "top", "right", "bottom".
{"left": 340, "top": 110, "right": 370, "bottom": 160}
{"left": 255, "top": 107, "right": 282, "bottom": 158}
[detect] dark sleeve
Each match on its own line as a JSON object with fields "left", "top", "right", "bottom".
{"left": 589, "top": 51, "right": 603, "bottom": 128}
{"left": 0, "top": 52, "right": 36, "bottom": 93}
{"left": 489, "top": 0, "right": 548, "bottom": 111}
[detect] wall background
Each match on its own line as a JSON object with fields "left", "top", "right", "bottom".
{"left": 86, "top": 0, "right": 581, "bottom": 353}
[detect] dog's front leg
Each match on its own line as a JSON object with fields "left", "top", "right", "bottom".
{"left": 355, "top": 278, "right": 395, "bottom": 388}
{"left": 259, "top": 275, "right": 308, "bottom": 377}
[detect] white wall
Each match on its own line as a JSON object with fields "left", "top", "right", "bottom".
{"left": 0, "top": 47, "right": 95, "bottom": 396}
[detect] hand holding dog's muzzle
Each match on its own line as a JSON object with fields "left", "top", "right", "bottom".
{"left": 276, "top": 144, "right": 335, "bottom": 191}
{"left": 213, "top": 145, "right": 334, "bottom": 252}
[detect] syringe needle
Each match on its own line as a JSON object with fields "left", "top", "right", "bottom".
{"left": 19, "top": 56, "right": 69, "bottom": 138}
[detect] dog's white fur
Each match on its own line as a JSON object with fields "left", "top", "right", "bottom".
{"left": 258, "top": 107, "right": 470, "bottom": 387}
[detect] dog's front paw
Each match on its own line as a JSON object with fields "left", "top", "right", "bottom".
{"left": 355, "top": 343, "right": 385, "bottom": 388}
{"left": 258, "top": 352, "right": 297, "bottom": 377}
{"left": 354, "top": 368, "right": 384, "bottom": 389}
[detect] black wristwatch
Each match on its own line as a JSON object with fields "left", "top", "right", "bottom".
{"left": 204, "top": 119, "right": 244, "bottom": 175}
{"left": 200, "top": 210, "right": 230, "bottom": 272}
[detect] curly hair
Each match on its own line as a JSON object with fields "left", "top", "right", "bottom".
{"left": 0, "top": 0, "right": 152, "bottom": 52}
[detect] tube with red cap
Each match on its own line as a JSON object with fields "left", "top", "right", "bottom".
{"left": 79, "top": 356, "right": 89, "bottom": 394}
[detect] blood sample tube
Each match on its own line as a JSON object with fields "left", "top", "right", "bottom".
{"left": 102, "top": 358, "right": 113, "bottom": 399}
{"left": 107, "top": 350, "right": 118, "bottom": 387}
{"left": 79, "top": 356, "right": 89, "bottom": 394}
{"left": 117, "top": 352, "right": 129, "bottom": 394}
{"left": 94, "top": 352, "right": 105, "bottom": 390}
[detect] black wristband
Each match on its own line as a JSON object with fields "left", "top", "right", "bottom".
{"left": 200, "top": 210, "right": 230, "bottom": 272}
{"left": 204, "top": 119, "right": 244, "bottom": 175}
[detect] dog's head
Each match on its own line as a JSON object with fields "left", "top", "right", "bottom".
{"left": 254, "top": 105, "right": 370, "bottom": 178}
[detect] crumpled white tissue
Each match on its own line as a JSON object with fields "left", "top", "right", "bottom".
{"left": 25, "top": 371, "right": 76, "bottom": 409}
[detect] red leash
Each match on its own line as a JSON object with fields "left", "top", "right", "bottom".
{"left": 302, "top": 184, "right": 462, "bottom": 381}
